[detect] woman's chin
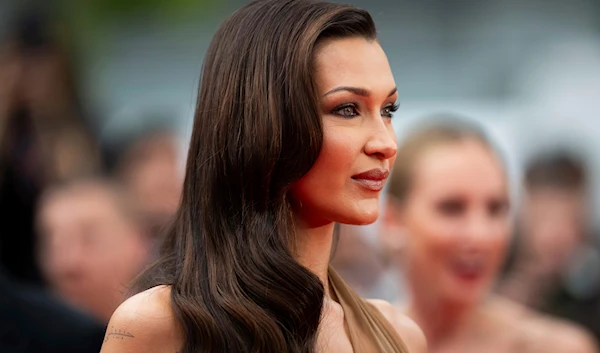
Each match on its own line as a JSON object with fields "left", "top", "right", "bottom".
{"left": 442, "top": 283, "right": 489, "bottom": 307}
{"left": 338, "top": 207, "right": 379, "bottom": 226}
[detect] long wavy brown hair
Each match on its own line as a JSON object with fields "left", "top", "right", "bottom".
{"left": 132, "top": 0, "right": 377, "bottom": 352}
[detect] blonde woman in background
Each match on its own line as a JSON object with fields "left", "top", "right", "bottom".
{"left": 381, "top": 117, "right": 597, "bottom": 352}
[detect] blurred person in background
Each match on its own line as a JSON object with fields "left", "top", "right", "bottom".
{"left": 330, "top": 224, "right": 402, "bottom": 301}
{"left": 499, "top": 152, "right": 600, "bottom": 341}
{"left": 381, "top": 117, "right": 597, "bottom": 352}
{"left": 0, "top": 10, "right": 101, "bottom": 285}
{"left": 36, "top": 179, "right": 152, "bottom": 323}
{"left": 0, "top": 266, "right": 105, "bottom": 353}
{"left": 111, "top": 128, "right": 183, "bottom": 253}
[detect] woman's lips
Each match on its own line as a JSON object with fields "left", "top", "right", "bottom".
{"left": 351, "top": 169, "right": 389, "bottom": 192}
{"left": 451, "top": 257, "right": 486, "bottom": 283}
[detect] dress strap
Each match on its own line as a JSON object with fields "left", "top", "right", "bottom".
{"left": 328, "top": 267, "right": 411, "bottom": 352}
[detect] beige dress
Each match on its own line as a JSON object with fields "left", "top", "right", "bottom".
{"left": 329, "top": 267, "right": 411, "bottom": 352}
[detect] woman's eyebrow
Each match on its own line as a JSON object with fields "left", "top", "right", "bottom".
{"left": 324, "top": 86, "right": 397, "bottom": 97}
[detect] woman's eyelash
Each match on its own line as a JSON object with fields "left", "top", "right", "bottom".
{"left": 332, "top": 103, "right": 359, "bottom": 118}
{"left": 331, "top": 102, "right": 399, "bottom": 118}
{"left": 382, "top": 103, "right": 399, "bottom": 118}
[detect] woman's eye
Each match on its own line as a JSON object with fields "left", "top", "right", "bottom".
{"left": 333, "top": 104, "right": 359, "bottom": 118}
{"left": 436, "top": 199, "right": 466, "bottom": 217}
{"left": 382, "top": 103, "right": 399, "bottom": 118}
{"left": 488, "top": 199, "right": 509, "bottom": 218}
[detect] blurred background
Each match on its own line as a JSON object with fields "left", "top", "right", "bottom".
{"left": 1, "top": 0, "right": 599, "bottom": 350}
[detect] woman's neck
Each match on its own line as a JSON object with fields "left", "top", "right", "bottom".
{"left": 294, "top": 219, "right": 336, "bottom": 297}
{"left": 407, "top": 293, "right": 480, "bottom": 348}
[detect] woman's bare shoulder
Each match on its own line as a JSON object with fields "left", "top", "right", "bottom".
{"left": 100, "top": 285, "right": 184, "bottom": 353}
{"left": 489, "top": 296, "right": 597, "bottom": 353}
{"left": 367, "top": 299, "right": 428, "bottom": 353}
{"left": 524, "top": 314, "right": 598, "bottom": 353}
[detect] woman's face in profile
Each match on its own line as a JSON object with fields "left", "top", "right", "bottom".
{"left": 401, "top": 140, "right": 510, "bottom": 305}
{"left": 291, "top": 36, "right": 398, "bottom": 227}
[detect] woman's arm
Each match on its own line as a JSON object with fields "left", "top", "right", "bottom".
{"left": 100, "top": 285, "right": 184, "bottom": 353}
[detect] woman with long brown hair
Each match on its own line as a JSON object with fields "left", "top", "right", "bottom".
{"left": 381, "top": 117, "right": 597, "bottom": 353}
{"left": 100, "top": 1, "right": 426, "bottom": 352}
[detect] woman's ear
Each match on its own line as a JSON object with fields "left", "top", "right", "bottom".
{"left": 379, "top": 196, "right": 408, "bottom": 262}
